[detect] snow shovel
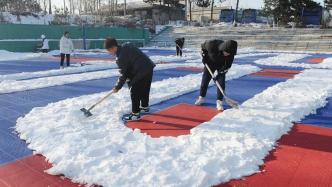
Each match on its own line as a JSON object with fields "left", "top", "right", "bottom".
{"left": 203, "top": 63, "right": 240, "bottom": 109}
{"left": 80, "top": 90, "right": 115, "bottom": 117}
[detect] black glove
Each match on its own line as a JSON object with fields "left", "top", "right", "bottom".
{"left": 126, "top": 79, "right": 132, "bottom": 88}
{"left": 201, "top": 49, "right": 209, "bottom": 64}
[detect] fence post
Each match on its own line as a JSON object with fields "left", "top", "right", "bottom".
{"left": 82, "top": 24, "right": 87, "bottom": 50}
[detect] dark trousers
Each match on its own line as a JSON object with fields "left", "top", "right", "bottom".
{"left": 130, "top": 71, "right": 153, "bottom": 113}
{"left": 176, "top": 44, "right": 183, "bottom": 56}
{"left": 60, "top": 53, "right": 70, "bottom": 67}
{"left": 200, "top": 67, "right": 226, "bottom": 100}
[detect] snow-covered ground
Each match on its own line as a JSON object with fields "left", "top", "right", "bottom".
{"left": 255, "top": 54, "right": 332, "bottom": 69}
{"left": 0, "top": 50, "right": 43, "bottom": 61}
{"left": 16, "top": 64, "right": 260, "bottom": 187}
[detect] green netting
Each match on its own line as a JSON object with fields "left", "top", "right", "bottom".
{"left": 0, "top": 24, "right": 150, "bottom": 52}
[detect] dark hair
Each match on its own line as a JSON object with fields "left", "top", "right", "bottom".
{"left": 104, "top": 38, "right": 118, "bottom": 49}
{"left": 64, "top": 31, "right": 69, "bottom": 35}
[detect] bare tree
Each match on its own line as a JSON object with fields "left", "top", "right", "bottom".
{"left": 49, "top": 0, "right": 52, "bottom": 14}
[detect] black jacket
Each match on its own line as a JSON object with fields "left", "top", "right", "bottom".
{"left": 175, "top": 38, "right": 185, "bottom": 47}
{"left": 201, "top": 39, "right": 237, "bottom": 72}
{"left": 114, "top": 43, "right": 155, "bottom": 90}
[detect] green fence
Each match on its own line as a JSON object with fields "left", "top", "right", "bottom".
{"left": 0, "top": 24, "right": 150, "bottom": 52}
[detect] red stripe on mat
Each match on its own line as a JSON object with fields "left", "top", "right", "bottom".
{"left": 218, "top": 123, "right": 332, "bottom": 187}
{"left": 251, "top": 69, "right": 301, "bottom": 79}
{"left": 127, "top": 103, "right": 219, "bottom": 137}
{"left": 307, "top": 57, "right": 325, "bottom": 64}
{"left": 176, "top": 67, "right": 204, "bottom": 72}
{"left": 0, "top": 155, "right": 80, "bottom": 187}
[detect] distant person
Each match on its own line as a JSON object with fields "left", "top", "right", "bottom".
{"left": 195, "top": 40, "right": 237, "bottom": 111}
{"left": 175, "top": 37, "right": 185, "bottom": 57}
{"left": 40, "top": 34, "right": 49, "bottom": 53}
{"left": 59, "top": 31, "right": 74, "bottom": 69}
{"left": 104, "top": 38, "right": 155, "bottom": 121}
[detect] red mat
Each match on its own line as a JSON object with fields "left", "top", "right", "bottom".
{"left": 0, "top": 155, "right": 80, "bottom": 187}
{"left": 127, "top": 103, "right": 219, "bottom": 137}
{"left": 218, "top": 123, "right": 332, "bottom": 187}
{"left": 176, "top": 67, "right": 204, "bottom": 72}
{"left": 251, "top": 69, "right": 301, "bottom": 79}
{"left": 307, "top": 57, "right": 325, "bottom": 64}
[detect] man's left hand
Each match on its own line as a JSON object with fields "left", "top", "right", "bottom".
{"left": 112, "top": 88, "right": 120, "bottom": 93}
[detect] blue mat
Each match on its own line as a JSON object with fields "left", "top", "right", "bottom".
{"left": 301, "top": 97, "right": 332, "bottom": 128}
{"left": 150, "top": 71, "right": 287, "bottom": 112}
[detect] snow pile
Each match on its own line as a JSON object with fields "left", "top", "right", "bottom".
{"left": 16, "top": 64, "right": 260, "bottom": 187}
{"left": 1, "top": 12, "right": 54, "bottom": 25}
{"left": 0, "top": 50, "right": 43, "bottom": 61}
{"left": 0, "top": 62, "right": 206, "bottom": 94}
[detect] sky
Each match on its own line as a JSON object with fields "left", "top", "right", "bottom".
{"left": 51, "top": 0, "right": 325, "bottom": 9}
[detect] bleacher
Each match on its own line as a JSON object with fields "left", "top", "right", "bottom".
{"left": 148, "top": 26, "right": 332, "bottom": 52}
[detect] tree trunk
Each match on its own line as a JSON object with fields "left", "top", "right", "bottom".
{"left": 63, "top": 0, "right": 66, "bottom": 14}
{"left": 49, "top": 0, "right": 52, "bottom": 14}
{"left": 189, "top": 0, "right": 192, "bottom": 21}
{"left": 234, "top": 0, "right": 239, "bottom": 26}
{"left": 210, "top": 0, "right": 214, "bottom": 22}
{"left": 124, "top": 0, "right": 126, "bottom": 16}
{"left": 185, "top": 0, "right": 187, "bottom": 21}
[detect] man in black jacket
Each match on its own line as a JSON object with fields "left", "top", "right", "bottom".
{"left": 195, "top": 40, "right": 237, "bottom": 111}
{"left": 175, "top": 38, "right": 185, "bottom": 57}
{"left": 105, "top": 38, "right": 156, "bottom": 121}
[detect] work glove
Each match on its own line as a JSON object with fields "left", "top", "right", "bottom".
{"left": 112, "top": 88, "right": 120, "bottom": 93}
{"left": 126, "top": 79, "right": 132, "bottom": 89}
{"left": 201, "top": 49, "right": 209, "bottom": 64}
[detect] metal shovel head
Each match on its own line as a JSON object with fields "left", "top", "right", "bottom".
{"left": 225, "top": 97, "right": 240, "bottom": 109}
{"left": 80, "top": 108, "right": 93, "bottom": 117}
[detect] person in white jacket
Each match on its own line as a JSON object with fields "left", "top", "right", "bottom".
{"left": 41, "top": 34, "right": 49, "bottom": 53}
{"left": 59, "top": 31, "right": 74, "bottom": 69}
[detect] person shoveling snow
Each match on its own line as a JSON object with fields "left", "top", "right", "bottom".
{"left": 195, "top": 40, "right": 238, "bottom": 110}
{"left": 101, "top": 38, "right": 155, "bottom": 121}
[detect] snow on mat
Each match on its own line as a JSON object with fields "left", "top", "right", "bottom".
{"left": 0, "top": 62, "right": 204, "bottom": 94}
{"left": 0, "top": 63, "right": 117, "bottom": 81}
{"left": 255, "top": 53, "right": 332, "bottom": 69}
{"left": 15, "top": 64, "right": 260, "bottom": 187}
{"left": 0, "top": 50, "right": 43, "bottom": 61}
{"left": 186, "top": 52, "right": 278, "bottom": 64}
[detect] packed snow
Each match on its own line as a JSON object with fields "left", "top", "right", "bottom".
{"left": 16, "top": 64, "right": 260, "bottom": 187}
{"left": 0, "top": 50, "right": 43, "bottom": 61}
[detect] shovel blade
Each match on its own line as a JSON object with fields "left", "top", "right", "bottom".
{"left": 80, "top": 108, "right": 93, "bottom": 117}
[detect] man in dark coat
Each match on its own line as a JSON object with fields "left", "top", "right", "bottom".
{"left": 104, "top": 38, "right": 156, "bottom": 121}
{"left": 195, "top": 40, "right": 237, "bottom": 111}
{"left": 175, "top": 37, "right": 185, "bottom": 57}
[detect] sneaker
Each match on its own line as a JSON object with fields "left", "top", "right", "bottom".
{"left": 195, "top": 96, "right": 204, "bottom": 106}
{"left": 216, "top": 100, "right": 224, "bottom": 111}
{"left": 140, "top": 107, "right": 150, "bottom": 114}
{"left": 60, "top": 66, "right": 64, "bottom": 69}
{"left": 122, "top": 113, "right": 141, "bottom": 121}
